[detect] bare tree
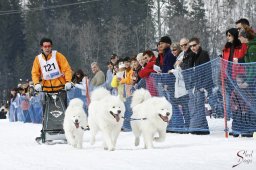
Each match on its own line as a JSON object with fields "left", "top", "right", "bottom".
{"left": 151, "top": 0, "right": 167, "bottom": 39}
{"left": 106, "top": 16, "right": 129, "bottom": 57}
{"left": 77, "top": 21, "right": 100, "bottom": 75}
{"left": 203, "top": 0, "right": 256, "bottom": 56}
{"left": 51, "top": 11, "right": 78, "bottom": 66}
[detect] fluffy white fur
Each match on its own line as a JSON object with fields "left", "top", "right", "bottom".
{"left": 63, "top": 98, "right": 88, "bottom": 149}
{"left": 88, "top": 87, "right": 125, "bottom": 151}
{"left": 131, "top": 88, "right": 172, "bottom": 149}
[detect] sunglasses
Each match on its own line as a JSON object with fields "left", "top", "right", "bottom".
{"left": 190, "top": 44, "right": 198, "bottom": 47}
{"left": 42, "top": 45, "right": 52, "bottom": 48}
{"left": 172, "top": 49, "right": 177, "bottom": 52}
{"left": 180, "top": 43, "right": 188, "bottom": 47}
{"left": 143, "top": 55, "right": 149, "bottom": 59}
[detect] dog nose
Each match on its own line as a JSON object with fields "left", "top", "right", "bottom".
{"left": 166, "top": 112, "right": 170, "bottom": 116}
{"left": 117, "top": 110, "right": 121, "bottom": 114}
{"left": 75, "top": 119, "right": 78, "bottom": 123}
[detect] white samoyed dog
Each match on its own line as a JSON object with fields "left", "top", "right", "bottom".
{"left": 131, "top": 88, "right": 172, "bottom": 149}
{"left": 88, "top": 87, "right": 125, "bottom": 151}
{"left": 63, "top": 98, "right": 88, "bottom": 149}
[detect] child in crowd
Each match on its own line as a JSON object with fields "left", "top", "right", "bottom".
{"left": 111, "top": 61, "right": 126, "bottom": 101}
{"left": 119, "top": 57, "right": 133, "bottom": 97}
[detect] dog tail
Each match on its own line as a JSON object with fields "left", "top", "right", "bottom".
{"left": 91, "top": 87, "right": 111, "bottom": 101}
{"left": 131, "top": 88, "right": 151, "bottom": 108}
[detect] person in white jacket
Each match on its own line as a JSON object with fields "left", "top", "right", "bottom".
{"left": 168, "top": 42, "right": 190, "bottom": 133}
{"left": 71, "top": 69, "right": 90, "bottom": 114}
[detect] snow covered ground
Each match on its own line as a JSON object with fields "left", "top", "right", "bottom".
{"left": 0, "top": 118, "right": 255, "bottom": 170}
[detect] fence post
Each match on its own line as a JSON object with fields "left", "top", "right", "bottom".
{"left": 221, "top": 59, "right": 228, "bottom": 138}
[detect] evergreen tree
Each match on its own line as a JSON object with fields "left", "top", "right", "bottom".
{"left": 167, "top": 0, "right": 188, "bottom": 18}
{"left": 165, "top": 0, "right": 209, "bottom": 49}
{"left": 14, "top": 55, "right": 28, "bottom": 80}
{"left": 189, "top": 0, "right": 209, "bottom": 49}
{"left": 189, "top": 0, "right": 206, "bottom": 22}
{"left": 51, "top": 11, "right": 78, "bottom": 68}
{"left": 165, "top": 0, "right": 190, "bottom": 42}
{"left": 0, "top": 0, "right": 25, "bottom": 88}
{"left": 18, "top": 0, "right": 155, "bottom": 80}
{"left": 24, "top": 0, "right": 49, "bottom": 75}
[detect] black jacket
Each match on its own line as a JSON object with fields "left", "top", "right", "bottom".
{"left": 180, "top": 49, "right": 195, "bottom": 90}
{"left": 180, "top": 48, "right": 195, "bottom": 70}
{"left": 192, "top": 47, "right": 214, "bottom": 92}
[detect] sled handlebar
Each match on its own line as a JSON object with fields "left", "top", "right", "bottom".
{"left": 35, "top": 85, "right": 71, "bottom": 93}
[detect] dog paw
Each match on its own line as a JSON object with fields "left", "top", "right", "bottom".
{"left": 147, "top": 146, "right": 154, "bottom": 149}
{"left": 69, "top": 141, "right": 75, "bottom": 147}
{"left": 90, "top": 139, "right": 95, "bottom": 145}
{"left": 108, "top": 147, "right": 115, "bottom": 151}
{"left": 77, "top": 145, "right": 82, "bottom": 149}
{"left": 144, "top": 144, "right": 153, "bottom": 149}
{"left": 135, "top": 138, "right": 140, "bottom": 146}
{"left": 103, "top": 142, "right": 108, "bottom": 150}
{"left": 153, "top": 137, "right": 159, "bottom": 141}
{"left": 154, "top": 137, "right": 164, "bottom": 142}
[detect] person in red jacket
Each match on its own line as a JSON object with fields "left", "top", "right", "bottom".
{"left": 138, "top": 50, "right": 158, "bottom": 96}
{"left": 222, "top": 28, "right": 247, "bottom": 79}
{"left": 221, "top": 28, "right": 248, "bottom": 125}
{"left": 138, "top": 50, "right": 157, "bottom": 78}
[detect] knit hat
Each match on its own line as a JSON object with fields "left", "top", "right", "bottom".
{"left": 159, "top": 36, "right": 172, "bottom": 44}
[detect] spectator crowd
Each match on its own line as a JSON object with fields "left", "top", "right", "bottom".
{"left": 3, "top": 18, "right": 256, "bottom": 137}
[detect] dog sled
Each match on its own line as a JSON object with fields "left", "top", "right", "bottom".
{"left": 35, "top": 85, "right": 67, "bottom": 145}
